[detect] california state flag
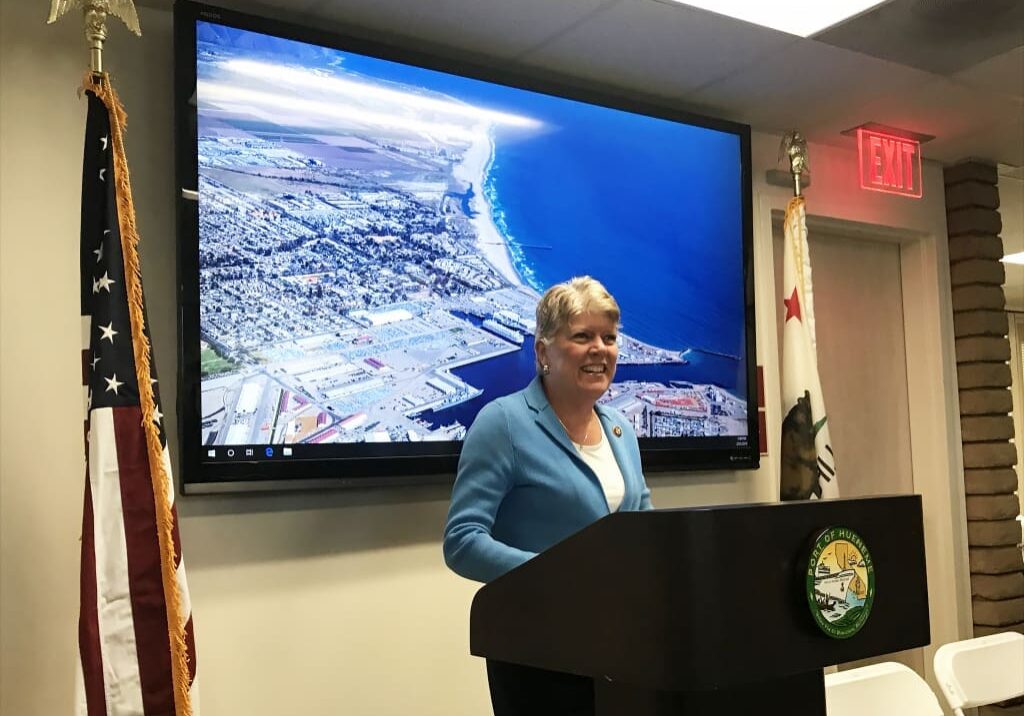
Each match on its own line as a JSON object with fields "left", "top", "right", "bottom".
{"left": 779, "top": 196, "right": 838, "bottom": 500}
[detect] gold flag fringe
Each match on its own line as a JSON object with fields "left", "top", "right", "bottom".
{"left": 785, "top": 195, "right": 808, "bottom": 299}
{"left": 83, "top": 72, "right": 194, "bottom": 716}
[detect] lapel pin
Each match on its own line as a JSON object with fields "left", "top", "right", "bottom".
{"left": 613, "top": 426, "right": 622, "bottom": 437}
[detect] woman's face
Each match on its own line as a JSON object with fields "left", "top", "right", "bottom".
{"left": 537, "top": 311, "right": 619, "bottom": 404}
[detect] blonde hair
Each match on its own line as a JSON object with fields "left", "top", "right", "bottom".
{"left": 535, "top": 276, "right": 621, "bottom": 346}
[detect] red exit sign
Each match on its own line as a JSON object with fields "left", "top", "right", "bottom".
{"left": 857, "top": 128, "right": 922, "bottom": 198}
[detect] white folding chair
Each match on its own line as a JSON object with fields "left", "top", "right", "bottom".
{"left": 933, "top": 632, "right": 1024, "bottom": 716}
{"left": 825, "top": 662, "right": 944, "bottom": 716}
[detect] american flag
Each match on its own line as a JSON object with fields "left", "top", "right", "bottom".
{"left": 77, "top": 79, "right": 199, "bottom": 716}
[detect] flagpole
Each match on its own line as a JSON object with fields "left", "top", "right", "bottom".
{"left": 780, "top": 130, "right": 809, "bottom": 198}
{"left": 47, "top": 0, "right": 142, "bottom": 78}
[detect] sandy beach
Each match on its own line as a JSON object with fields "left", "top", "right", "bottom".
{"left": 452, "top": 128, "right": 522, "bottom": 286}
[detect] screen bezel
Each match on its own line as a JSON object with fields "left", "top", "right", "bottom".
{"left": 173, "top": 0, "right": 759, "bottom": 493}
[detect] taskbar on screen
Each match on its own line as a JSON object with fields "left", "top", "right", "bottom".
{"left": 201, "top": 435, "right": 753, "bottom": 465}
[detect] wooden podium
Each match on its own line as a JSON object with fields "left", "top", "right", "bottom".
{"left": 470, "top": 495, "right": 930, "bottom": 715}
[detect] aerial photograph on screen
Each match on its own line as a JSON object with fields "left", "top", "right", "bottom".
{"left": 194, "top": 21, "right": 748, "bottom": 446}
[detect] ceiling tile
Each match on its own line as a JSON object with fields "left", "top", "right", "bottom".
{"left": 688, "top": 38, "right": 931, "bottom": 131}
{"left": 815, "top": 0, "right": 1024, "bottom": 76}
{"left": 308, "top": 0, "right": 614, "bottom": 59}
{"left": 516, "top": 0, "right": 795, "bottom": 97}
{"left": 953, "top": 46, "right": 1024, "bottom": 101}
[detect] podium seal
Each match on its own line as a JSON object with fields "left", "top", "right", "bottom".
{"left": 806, "top": 527, "right": 875, "bottom": 639}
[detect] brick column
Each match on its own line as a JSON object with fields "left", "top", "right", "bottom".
{"left": 945, "top": 161, "right": 1024, "bottom": 658}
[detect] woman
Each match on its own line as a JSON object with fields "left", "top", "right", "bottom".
{"left": 443, "top": 276, "right": 653, "bottom": 716}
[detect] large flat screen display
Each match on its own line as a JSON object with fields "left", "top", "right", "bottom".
{"left": 175, "top": 2, "right": 757, "bottom": 491}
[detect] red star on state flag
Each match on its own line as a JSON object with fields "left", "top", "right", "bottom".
{"left": 784, "top": 287, "right": 802, "bottom": 322}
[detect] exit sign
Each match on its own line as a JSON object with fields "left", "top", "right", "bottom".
{"left": 857, "top": 128, "right": 922, "bottom": 198}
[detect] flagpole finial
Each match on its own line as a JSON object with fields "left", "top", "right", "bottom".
{"left": 47, "top": 0, "right": 142, "bottom": 76}
{"left": 780, "top": 130, "right": 809, "bottom": 197}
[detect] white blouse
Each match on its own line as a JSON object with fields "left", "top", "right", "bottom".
{"left": 575, "top": 425, "right": 625, "bottom": 512}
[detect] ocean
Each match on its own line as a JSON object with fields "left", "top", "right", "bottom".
{"left": 486, "top": 109, "right": 745, "bottom": 360}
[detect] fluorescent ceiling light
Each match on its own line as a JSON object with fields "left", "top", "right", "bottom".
{"left": 666, "top": 0, "right": 889, "bottom": 37}
{"left": 1001, "top": 251, "right": 1024, "bottom": 266}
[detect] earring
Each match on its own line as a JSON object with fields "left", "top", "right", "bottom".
{"left": 542, "top": 364, "right": 550, "bottom": 375}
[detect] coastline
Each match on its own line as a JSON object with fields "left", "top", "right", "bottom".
{"left": 452, "top": 128, "right": 522, "bottom": 286}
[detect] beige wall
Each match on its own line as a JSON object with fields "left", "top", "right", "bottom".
{"left": 1000, "top": 174, "right": 1024, "bottom": 312}
{"left": 1004, "top": 174, "right": 1024, "bottom": 529}
{"left": 0, "top": 3, "right": 969, "bottom": 714}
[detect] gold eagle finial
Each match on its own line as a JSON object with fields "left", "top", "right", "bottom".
{"left": 779, "top": 130, "right": 809, "bottom": 197}
{"left": 779, "top": 130, "right": 809, "bottom": 177}
{"left": 47, "top": 0, "right": 141, "bottom": 75}
{"left": 48, "top": 0, "right": 141, "bottom": 34}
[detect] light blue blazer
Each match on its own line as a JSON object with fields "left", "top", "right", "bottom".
{"left": 443, "top": 376, "right": 653, "bottom": 583}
